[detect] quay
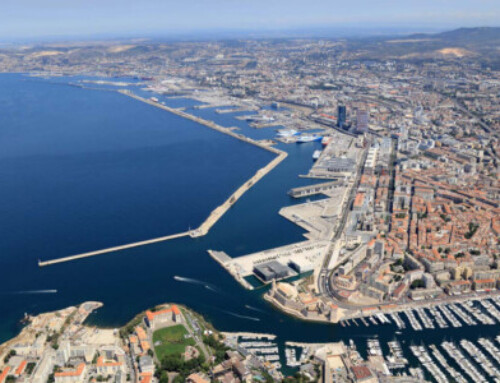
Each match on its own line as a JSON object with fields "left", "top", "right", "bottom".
{"left": 119, "top": 91, "right": 286, "bottom": 156}
{"left": 288, "top": 180, "right": 344, "bottom": 198}
{"left": 38, "top": 91, "right": 288, "bottom": 267}
{"left": 215, "top": 107, "right": 258, "bottom": 114}
{"left": 208, "top": 240, "right": 328, "bottom": 290}
{"left": 222, "top": 332, "right": 277, "bottom": 340}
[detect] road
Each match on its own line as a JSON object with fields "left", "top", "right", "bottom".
{"left": 182, "top": 310, "right": 211, "bottom": 361}
{"left": 317, "top": 140, "right": 371, "bottom": 296}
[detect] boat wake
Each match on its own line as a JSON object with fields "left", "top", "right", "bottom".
{"left": 222, "top": 310, "right": 260, "bottom": 322}
{"left": 173, "top": 275, "right": 205, "bottom": 285}
{"left": 245, "top": 305, "right": 266, "bottom": 313}
{"left": 173, "top": 276, "right": 219, "bottom": 292}
{"left": 11, "top": 289, "right": 58, "bottom": 295}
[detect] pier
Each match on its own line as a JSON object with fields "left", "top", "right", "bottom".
{"left": 288, "top": 180, "right": 344, "bottom": 198}
{"left": 38, "top": 232, "right": 189, "bottom": 267}
{"left": 209, "top": 240, "right": 328, "bottom": 290}
{"left": 119, "top": 91, "right": 286, "bottom": 156}
{"left": 38, "top": 91, "right": 288, "bottom": 267}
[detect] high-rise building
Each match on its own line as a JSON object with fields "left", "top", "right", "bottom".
{"left": 356, "top": 109, "right": 368, "bottom": 132}
{"left": 337, "top": 105, "right": 346, "bottom": 128}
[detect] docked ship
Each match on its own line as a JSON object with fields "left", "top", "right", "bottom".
{"left": 296, "top": 134, "right": 322, "bottom": 143}
{"left": 312, "top": 150, "right": 322, "bottom": 160}
{"left": 276, "top": 129, "right": 298, "bottom": 137}
{"left": 246, "top": 115, "right": 275, "bottom": 122}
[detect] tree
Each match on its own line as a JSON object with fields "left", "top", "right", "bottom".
{"left": 159, "top": 371, "right": 169, "bottom": 383}
{"left": 3, "top": 350, "right": 16, "bottom": 363}
{"left": 203, "top": 335, "right": 229, "bottom": 364}
{"left": 465, "top": 222, "right": 479, "bottom": 239}
{"left": 410, "top": 279, "right": 425, "bottom": 289}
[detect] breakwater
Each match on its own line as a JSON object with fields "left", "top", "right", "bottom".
{"left": 38, "top": 91, "right": 287, "bottom": 266}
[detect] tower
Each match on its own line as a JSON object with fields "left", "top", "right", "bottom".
{"left": 356, "top": 108, "right": 368, "bottom": 133}
{"left": 337, "top": 105, "right": 346, "bottom": 128}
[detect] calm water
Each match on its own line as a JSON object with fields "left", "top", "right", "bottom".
{"left": 1, "top": 74, "right": 498, "bottom": 381}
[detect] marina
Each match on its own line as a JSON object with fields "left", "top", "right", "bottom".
{"left": 404, "top": 309, "right": 423, "bottom": 331}
{"left": 337, "top": 297, "right": 500, "bottom": 334}
{"left": 428, "top": 344, "right": 466, "bottom": 383}
{"left": 226, "top": 331, "right": 500, "bottom": 381}
{"left": 460, "top": 339, "right": 500, "bottom": 380}
{"left": 225, "top": 334, "right": 282, "bottom": 372}
{"left": 410, "top": 345, "right": 448, "bottom": 383}
{"left": 386, "top": 340, "right": 408, "bottom": 370}
{"left": 442, "top": 341, "right": 487, "bottom": 382}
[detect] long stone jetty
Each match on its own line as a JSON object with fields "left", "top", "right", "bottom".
{"left": 120, "top": 91, "right": 285, "bottom": 156}
{"left": 38, "top": 91, "right": 287, "bottom": 267}
{"left": 38, "top": 232, "right": 189, "bottom": 267}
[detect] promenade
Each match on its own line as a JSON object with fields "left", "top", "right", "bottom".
{"left": 38, "top": 91, "right": 287, "bottom": 267}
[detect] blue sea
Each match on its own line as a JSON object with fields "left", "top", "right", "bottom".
{"left": 0, "top": 74, "right": 498, "bottom": 380}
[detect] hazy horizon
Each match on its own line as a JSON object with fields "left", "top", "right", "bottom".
{"left": 1, "top": 0, "right": 499, "bottom": 43}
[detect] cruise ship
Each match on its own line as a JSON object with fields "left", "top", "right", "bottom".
{"left": 246, "top": 115, "right": 275, "bottom": 122}
{"left": 276, "top": 129, "right": 298, "bottom": 137}
{"left": 296, "top": 134, "right": 322, "bottom": 143}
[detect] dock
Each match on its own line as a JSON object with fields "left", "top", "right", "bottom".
{"left": 38, "top": 91, "right": 288, "bottom": 267}
{"left": 222, "top": 332, "right": 277, "bottom": 340}
{"left": 209, "top": 240, "right": 328, "bottom": 290}
{"left": 120, "top": 91, "right": 285, "bottom": 156}
{"left": 288, "top": 180, "right": 344, "bottom": 198}
{"left": 215, "top": 107, "right": 258, "bottom": 114}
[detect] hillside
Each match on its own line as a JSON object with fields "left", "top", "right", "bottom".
{"left": 345, "top": 27, "right": 500, "bottom": 68}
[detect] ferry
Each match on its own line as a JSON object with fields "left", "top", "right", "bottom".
{"left": 246, "top": 115, "right": 275, "bottom": 122}
{"left": 296, "top": 134, "right": 322, "bottom": 143}
{"left": 276, "top": 129, "right": 297, "bottom": 137}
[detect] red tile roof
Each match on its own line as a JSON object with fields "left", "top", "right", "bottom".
{"left": 54, "top": 363, "right": 85, "bottom": 377}
{"left": 145, "top": 305, "right": 181, "bottom": 321}
{"left": 351, "top": 365, "right": 373, "bottom": 381}
{"left": 15, "top": 360, "right": 27, "bottom": 376}
{"left": 0, "top": 367, "right": 11, "bottom": 383}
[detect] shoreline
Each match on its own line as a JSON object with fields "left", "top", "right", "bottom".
{"left": 38, "top": 90, "right": 287, "bottom": 267}
{"left": 265, "top": 283, "right": 500, "bottom": 324}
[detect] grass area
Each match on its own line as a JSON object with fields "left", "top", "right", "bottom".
{"left": 153, "top": 325, "right": 195, "bottom": 361}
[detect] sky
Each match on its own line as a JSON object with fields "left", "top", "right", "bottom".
{"left": 0, "top": 0, "right": 499, "bottom": 41}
